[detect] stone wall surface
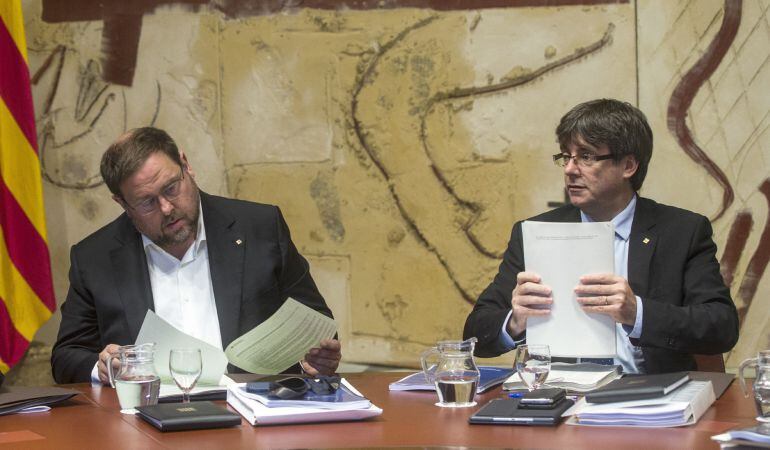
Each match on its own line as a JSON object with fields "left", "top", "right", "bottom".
{"left": 15, "top": 0, "right": 769, "bottom": 377}
{"left": 638, "top": 0, "right": 770, "bottom": 369}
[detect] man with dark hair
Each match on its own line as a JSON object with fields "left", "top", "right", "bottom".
{"left": 463, "top": 99, "right": 738, "bottom": 374}
{"left": 52, "top": 127, "right": 341, "bottom": 384}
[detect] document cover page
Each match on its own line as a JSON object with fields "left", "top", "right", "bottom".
{"left": 522, "top": 221, "right": 616, "bottom": 357}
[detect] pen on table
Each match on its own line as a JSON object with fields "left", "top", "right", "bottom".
{"left": 508, "top": 392, "right": 524, "bottom": 398}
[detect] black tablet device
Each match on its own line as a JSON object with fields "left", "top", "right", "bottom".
{"left": 468, "top": 397, "right": 574, "bottom": 426}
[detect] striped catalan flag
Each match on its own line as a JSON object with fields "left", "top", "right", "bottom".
{"left": 0, "top": 1, "right": 55, "bottom": 374}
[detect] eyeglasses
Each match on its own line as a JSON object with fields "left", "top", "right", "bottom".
{"left": 245, "top": 376, "right": 341, "bottom": 400}
{"left": 123, "top": 168, "right": 185, "bottom": 216}
{"left": 552, "top": 152, "right": 615, "bottom": 168}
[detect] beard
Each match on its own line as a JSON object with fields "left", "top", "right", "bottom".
{"left": 155, "top": 212, "right": 197, "bottom": 247}
{"left": 130, "top": 186, "right": 200, "bottom": 252}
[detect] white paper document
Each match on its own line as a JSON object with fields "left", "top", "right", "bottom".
{"left": 712, "top": 425, "right": 770, "bottom": 447}
{"left": 135, "top": 310, "right": 229, "bottom": 385}
{"left": 522, "top": 221, "right": 616, "bottom": 357}
{"left": 157, "top": 374, "right": 235, "bottom": 399}
{"left": 224, "top": 298, "right": 337, "bottom": 374}
{"left": 503, "top": 363, "right": 621, "bottom": 393}
{"left": 565, "top": 380, "right": 716, "bottom": 427}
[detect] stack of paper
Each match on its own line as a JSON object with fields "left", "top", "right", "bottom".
{"left": 227, "top": 379, "right": 382, "bottom": 425}
{"left": 712, "top": 424, "right": 770, "bottom": 448}
{"left": 389, "top": 366, "right": 515, "bottom": 393}
{"left": 503, "top": 363, "right": 621, "bottom": 393}
{"left": 565, "top": 380, "right": 715, "bottom": 427}
{"left": 158, "top": 374, "right": 236, "bottom": 402}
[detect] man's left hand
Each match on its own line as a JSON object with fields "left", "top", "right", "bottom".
{"left": 301, "top": 339, "right": 341, "bottom": 376}
{"left": 575, "top": 273, "right": 637, "bottom": 326}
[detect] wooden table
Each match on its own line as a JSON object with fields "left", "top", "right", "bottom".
{"left": 0, "top": 372, "right": 759, "bottom": 449}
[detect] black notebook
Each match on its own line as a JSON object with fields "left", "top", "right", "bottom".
{"left": 136, "top": 401, "right": 242, "bottom": 432}
{"left": 585, "top": 371, "right": 690, "bottom": 404}
{"left": 469, "top": 398, "right": 574, "bottom": 426}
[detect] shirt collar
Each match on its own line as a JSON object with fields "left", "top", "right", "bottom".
{"left": 580, "top": 194, "right": 636, "bottom": 241}
{"left": 141, "top": 199, "right": 207, "bottom": 256}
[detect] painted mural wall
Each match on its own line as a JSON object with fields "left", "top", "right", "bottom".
{"left": 21, "top": 0, "right": 769, "bottom": 371}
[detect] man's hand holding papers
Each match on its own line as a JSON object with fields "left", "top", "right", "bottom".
{"left": 225, "top": 299, "right": 338, "bottom": 375}
{"left": 575, "top": 273, "right": 638, "bottom": 326}
{"left": 129, "top": 298, "right": 340, "bottom": 401}
{"left": 508, "top": 272, "right": 553, "bottom": 337}
{"left": 301, "top": 339, "right": 342, "bottom": 376}
{"left": 522, "top": 221, "right": 616, "bottom": 357}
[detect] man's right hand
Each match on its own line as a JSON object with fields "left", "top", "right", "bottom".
{"left": 97, "top": 344, "right": 122, "bottom": 385}
{"left": 508, "top": 271, "right": 552, "bottom": 337}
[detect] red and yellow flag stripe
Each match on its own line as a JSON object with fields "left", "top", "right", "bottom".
{"left": 0, "top": 1, "right": 55, "bottom": 373}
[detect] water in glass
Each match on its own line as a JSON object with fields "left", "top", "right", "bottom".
{"left": 514, "top": 344, "right": 551, "bottom": 391}
{"left": 115, "top": 376, "right": 161, "bottom": 409}
{"left": 435, "top": 374, "right": 478, "bottom": 407}
{"left": 518, "top": 366, "right": 549, "bottom": 388}
{"left": 107, "top": 343, "right": 160, "bottom": 411}
{"left": 420, "top": 338, "right": 480, "bottom": 408}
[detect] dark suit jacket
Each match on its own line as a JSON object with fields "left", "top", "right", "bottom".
{"left": 52, "top": 192, "right": 333, "bottom": 384}
{"left": 463, "top": 197, "right": 739, "bottom": 373}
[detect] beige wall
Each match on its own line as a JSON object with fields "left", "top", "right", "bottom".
{"left": 22, "top": 0, "right": 770, "bottom": 371}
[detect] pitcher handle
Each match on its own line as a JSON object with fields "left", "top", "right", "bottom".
{"left": 738, "top": 357, "right": 758, "bottom": 397}
{"left": 420, "top": 347, "right": 439, "bottom": 383}
{"left": 107, "top": 354, "right": 120, "bottom": 388}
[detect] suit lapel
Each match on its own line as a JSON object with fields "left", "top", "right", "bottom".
{"left": 628, "top": 197, "right": 657, "bottom": 297}
{"left": 557, "top": 206, "right": 581, "bottom": 223}
{"left": 110, "top": 215, "right": 154, "bottom": 341}
{"left": 201, "top": 193, "right": 245, "bottom": 349}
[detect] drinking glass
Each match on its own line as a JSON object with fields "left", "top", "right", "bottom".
{"left": 514, "top": 344, "right": 551, "bottom": 391}
{"left": 169, "top": 348, "right": 202, "bottom": 403}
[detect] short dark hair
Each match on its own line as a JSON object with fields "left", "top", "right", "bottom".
{"left": 100, "top": 127, "right": 183, "bottom": 196}
{"left": 555, "top": 99, "right": 653, "bottom": 191}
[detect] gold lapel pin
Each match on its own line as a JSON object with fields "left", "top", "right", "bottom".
{"left": 642, "top": 237, "right": 650, "bottom": 244}
{"left": 235, "top": 239, "right": 243, "bottom": 245}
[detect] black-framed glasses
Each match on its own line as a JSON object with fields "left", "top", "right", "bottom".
{"left": 246, "top": 376, "right": 341, "bottom": 400}
{"left": 552, "top": 152, "right": 615, "bottom": 168}
{"left": 123, "top": 168, "right": 185, "bottom": 216}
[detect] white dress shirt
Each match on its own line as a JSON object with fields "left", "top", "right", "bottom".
{"left": 92, "top": 202, "right": 222, "bottom": 383}
{"left": 580, "top": 195, "right": 645, "bottom": 373}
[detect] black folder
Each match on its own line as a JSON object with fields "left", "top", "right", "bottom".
{"left": 0, "top": 386, "right": 78, "bottom": 416}
{"left": 136, "top": 401, "right": 242, "bottom": 432}
{"left": 585, "top": 371, "right": 690, "bottom": 404}
{"left": 469, "top": 397, "right": 574, "bottom": 426}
